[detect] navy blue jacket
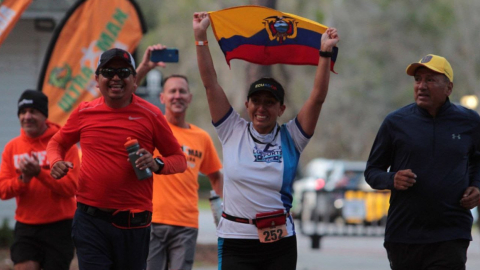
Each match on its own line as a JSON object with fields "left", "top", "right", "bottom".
{"left": 365, "top": 99, "right": 480, "bottom": 244}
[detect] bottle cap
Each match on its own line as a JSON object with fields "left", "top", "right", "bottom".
{"left": 124, "top": 137, "right": 139, "bottom": 148}
{"left": 210, "top": 190, "right": 218, "bottom": 198}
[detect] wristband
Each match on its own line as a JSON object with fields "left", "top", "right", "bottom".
{"left": 319, "top": 50, "right": 333, "bottom": 58}
{"left": 195, "top": 40, "right": 208, "bottom": 46}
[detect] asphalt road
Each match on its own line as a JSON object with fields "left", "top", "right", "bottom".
{"left": 197, "top": 210, "right": 480, "bottom": 270}
{"left": 1, "top": 202, "right": 479, "bottom": 269}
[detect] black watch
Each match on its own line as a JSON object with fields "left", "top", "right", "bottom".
{"left": 154, "top": 157, "right": 164, "bottom": 174}
{"left": 319, "top": 50, "right": 333, "bottom": 58}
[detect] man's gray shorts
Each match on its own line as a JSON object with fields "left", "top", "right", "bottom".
{"left": 147, "top": 223, "right": 199, "bottom": 270}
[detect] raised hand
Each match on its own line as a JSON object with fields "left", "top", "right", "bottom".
{"left": 193, "top": 12, "right": 210, "bottom": 40}
{"left": 139, "top": 44, "right": 167, "bottom": 70}
{"left": 321, "top": 28, "right": 339, "bottom": 51}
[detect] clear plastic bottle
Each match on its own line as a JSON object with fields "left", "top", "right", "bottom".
{"left": 209, "top": 190, "right": 222, "bottom": 226}
{"left": 124, "top": 137, "right": 152, "bottom": 180}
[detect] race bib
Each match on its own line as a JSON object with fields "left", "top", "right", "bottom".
{"left": 257, "top": 224, "right": 287, "bottom": 243}
{"left": 255, "top": 209, "right": 287, "bottom": 243}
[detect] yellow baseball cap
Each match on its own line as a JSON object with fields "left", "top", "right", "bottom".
{"left": 406, "top": 54, "right": 453, "bottom": 82}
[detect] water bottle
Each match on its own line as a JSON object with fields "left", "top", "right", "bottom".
{"left": 209, "top": 190, "right": 222, "bottom": 226}
{"left": 124, "top": 137, "right": 152, "bottom": 180}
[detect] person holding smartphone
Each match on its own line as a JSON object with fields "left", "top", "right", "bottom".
{"left": 135, "top": 45, "right": 224, "bottom": 270}
{"left": 193, "top": 11, "right": 339, "bottom": 270}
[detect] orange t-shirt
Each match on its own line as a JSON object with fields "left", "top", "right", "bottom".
{"left": 152, "top": 123, "right": 222, "bottom": 228}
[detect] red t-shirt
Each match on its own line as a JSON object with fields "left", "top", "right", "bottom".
{"left": 47, "top": 95, "right": 186, "bottom": 211}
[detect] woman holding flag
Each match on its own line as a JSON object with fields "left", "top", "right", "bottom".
{"left": 193, "top": 11, "right": 339, "bottom": 270}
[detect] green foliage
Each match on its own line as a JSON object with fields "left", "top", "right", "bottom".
{"left": 198, "top": 174, "right": 219, "bottom": 209}
{"left": 375, "top": 0, "right": 393, "bottom": 10}
{"left": 404, "top": 0, "right": 454, "bottom": 35}
{"left": 198, "top": 198, "right": 211, "bottom": 210}
{"left": 198, "top": 174, "right": 212, "bottom": 199}
{"left": 315, "top": 10, "right": 325, "bottom": 24}
{"left": 136, "top": 0, "right": 161, "bottom": 30}
{"left": 0, "top": 218, "right": 13, "bottom": 248}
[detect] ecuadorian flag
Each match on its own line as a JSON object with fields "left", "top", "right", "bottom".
{"left": 209, "top": 5, "right": 338, "bottom": 71}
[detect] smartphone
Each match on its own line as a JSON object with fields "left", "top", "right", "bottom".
{"left": 150, "top": 48, "right": 179, "bottom": 63}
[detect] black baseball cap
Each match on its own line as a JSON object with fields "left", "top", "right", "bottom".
{"left": 247, "top": 78, "right": 285, "bottom": 104}
{"left": 95, "top": 48, "right": 136, "bottom": 75}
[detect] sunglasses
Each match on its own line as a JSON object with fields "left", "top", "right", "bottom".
{"left": 99, "top": 68, "right": 135, "bottom": 79}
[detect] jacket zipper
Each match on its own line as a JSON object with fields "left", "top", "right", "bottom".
{"left": 432, "top": 118, "right": 436, "bottom": 157}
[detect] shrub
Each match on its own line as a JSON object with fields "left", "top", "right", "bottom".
{"left": 0, "top": 219, "right": 13, "bottom": 248}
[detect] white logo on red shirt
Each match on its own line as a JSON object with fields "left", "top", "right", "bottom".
{"left": 13, "top": 151, "right": 49, "bottom": 168}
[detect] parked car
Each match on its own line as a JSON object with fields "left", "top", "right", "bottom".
{"left": 292, "top": 159, "right": 390, "bottom": 225}
{"left": 292, "top": 158, "right": 340, "bottom": 222}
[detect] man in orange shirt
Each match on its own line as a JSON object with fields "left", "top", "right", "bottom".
{"left": 47, "top": 48, "right": 186, "bottom": 270}
{"left": 136, "top": 45, "right": 223, "bottom": 270}
{"left": 0, "top": 90, "right": 79, "bottom": 270}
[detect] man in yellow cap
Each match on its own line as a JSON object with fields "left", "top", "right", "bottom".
{"left": 365, "top": 54, "right": 480, "bottom": 269}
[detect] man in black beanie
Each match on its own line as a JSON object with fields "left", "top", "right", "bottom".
{"left": 17, "top": 90, "right": 49, "bottom": 137}
{"left": 17, "top": 89, "right": 49, "bottom": 117}
{"left": 0, "top": 89, "right": 79, "bottom": 270}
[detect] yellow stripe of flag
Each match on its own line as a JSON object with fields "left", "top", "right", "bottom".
{"left": 209, "top": 5, "right": 329, "bottom": 40}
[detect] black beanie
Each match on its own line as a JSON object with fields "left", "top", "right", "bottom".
{"left": 17, "top": 90, "right": 48, "bottom": 118}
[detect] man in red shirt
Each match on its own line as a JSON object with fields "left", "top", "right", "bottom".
{"left": 0, "top": 90, "right": 79, "bottom": 270}
{"left": 46, "top": 48, "right": 186, "bottom": 270}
